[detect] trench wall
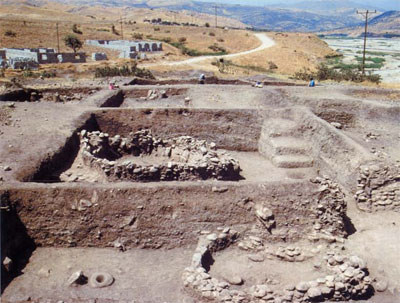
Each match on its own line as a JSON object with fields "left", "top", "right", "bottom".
{"left": 2, "top": 181, "right": 318, "bottom": 249}
{"left": 94, "top": 109, "right": 264, "bottom": 151}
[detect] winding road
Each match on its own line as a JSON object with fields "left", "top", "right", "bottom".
{"left": 143, "top": 33, "right": 275, "bottom": 67}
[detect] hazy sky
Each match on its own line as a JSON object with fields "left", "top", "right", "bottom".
{"left": 196, "top": 0, "right": 400, "bottom": 10}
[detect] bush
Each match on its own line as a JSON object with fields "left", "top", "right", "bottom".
{"left": 40, "top": 70, "right": 56, "bottom": 78}
{"left": 72, "top": 24, "right": 83, "bottom": 35}
{"left": 268, "top": 61, "right": 278, "bottom": 70}
{"left": 4, "top": 30, "right": 16, "bottom": 37}
{"left": 63, "top": 34, "right": 83, "bottom": 53}
{"left": 293, "top": 64, "right": 381, "bottom": 84}
{"left": 209, "top": 32, "right": 215, "bottom": 37}
{"left": 154, "top": 27, "right": 160, "bottom": 31}
{"left": 205, "top": 23, "right": 210, "bottom": 28}
{"left": 208, "top": 44, "right": 226, "bottom": 53}
{"left": 178, "top": 37, "right": 187, "bottom": 43}
{"left": 217, "top": 38, "right": 224, "bottom": 42}
{"left": 132, "top": 33, "right": 143, "bottom": 40}
{"left": 94, "top": 63, "right": 155, "bottom": 79}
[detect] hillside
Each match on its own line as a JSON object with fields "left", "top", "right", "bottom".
{"left": 0, "top": 0, "right": 379, "bottom": 32}
{"left": 322, "top": 10, "right": 400, "bottom": 37}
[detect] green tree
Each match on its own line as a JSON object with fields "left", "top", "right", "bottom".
{"left": 63, "top": 34, "right": 83, "bottom": 53}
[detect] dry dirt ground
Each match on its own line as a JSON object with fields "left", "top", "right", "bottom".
{"left": 0, "top": 76, "right": 400, "bottom": 303}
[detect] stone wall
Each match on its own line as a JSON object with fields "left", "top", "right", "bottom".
{"left": 354, "top": 162, "right": 400, "bottom": 212}
{"left": 79, "top": 129, "right": 241, "bottom": 182}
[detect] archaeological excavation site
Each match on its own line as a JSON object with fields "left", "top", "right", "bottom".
{"left": 1, "top": 78, "right": 399, "bottom": 303}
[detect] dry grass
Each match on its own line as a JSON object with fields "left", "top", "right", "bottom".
{"left": 232, "top": 32, "right": 337, "bottom": 75}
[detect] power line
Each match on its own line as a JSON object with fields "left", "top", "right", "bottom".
{"left": 357, "top": 9, "right": 377, "bottom": 75}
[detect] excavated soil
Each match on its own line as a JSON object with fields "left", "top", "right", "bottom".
{"left": 1, "top": 79, "right": 400, "bottom": 303}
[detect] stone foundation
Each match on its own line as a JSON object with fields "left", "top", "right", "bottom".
{"left": 79, "top": 129, "right": 241, "bottom": 181}
{"left": 354, "top": 162, "right": 400, "bottom": 212}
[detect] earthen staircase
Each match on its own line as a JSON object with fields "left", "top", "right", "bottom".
{"left": 259, "top": 116, "right": 315, "bottom": 176}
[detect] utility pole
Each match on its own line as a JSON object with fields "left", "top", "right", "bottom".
{"left": 119, "top": 14, "right": 125, "bottom": 40}
{"left": 357, "top": 10, "right": 377, "bottom": 74}
{"left": 56, "top": 23, "right": 60, "bottom": 53}
{"left": 213, "top": 4, "right": 218, "bottom": 28}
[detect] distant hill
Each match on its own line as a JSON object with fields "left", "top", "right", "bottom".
{"left": 2, "top": 0, "right": 397, "bottom": 33}
{"left": 322, "top": 10, "right": 400, "bottom": 37}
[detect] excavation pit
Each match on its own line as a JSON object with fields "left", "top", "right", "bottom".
{"left": 0, "top": 87, "right": 100, "bottom": 103}
{"left": 31, "top": 108, "right": 292, "bottom": 183}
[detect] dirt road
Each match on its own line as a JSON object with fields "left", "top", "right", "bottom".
{"left": 143, "top": 33, "right": 275, "bottom": 67}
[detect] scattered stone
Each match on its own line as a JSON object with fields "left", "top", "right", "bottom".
{"left": 224, "top": 275, "right": 243, "bottom": 285}
{"left": 330, "top": 122, "right": 342, "bottom": 129}
{"left": 307, "top": 286, "right": 322, "bottom": 298}
{"left": 37, "top": 267, "right": 51, "bottom": 278}
{"left": 374, "top": 280, "right": 388, "bottom": 292}
{"left": 3, "top": 257, "right": 12, "bottom": 271}
{"left": 67, "top": 271, "right": 87, "bottom": 286}
{"left": 248, "top": 254, "right": 265, "bottom": 262}
{"left": 212, "top": 186, "right": 228, "bottom": 193}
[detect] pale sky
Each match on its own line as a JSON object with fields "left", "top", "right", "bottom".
{"left": 196, "top": 0, "right": 400, "bottom": 11}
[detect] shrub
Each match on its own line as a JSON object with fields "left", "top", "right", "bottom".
{"left": 4, "top": 30, "right": 16, "bottom": 37}
{"left": 209, "top": 32, "right": 215, "bottom": 37}
{"left": 72, "top": 24, "right": 83, "bottom": 34}
{"left": 63, "top": 35, "right": 83, "bottom": 53}
{"left": 40, "top": 70, "right": 56, "bottom": 78}
{"left": 217, "top": 38, "right": 224, "bottom": 42}
{"left": 0, "top": 68, "right": 4, "bottom": 78}
{"left": 268, "top": 61, "right": 278, "bottom": 70}
{"left": 205, "top": 23, "right": 210, "bottom": 28}
{"left": 132, "top": 33, "right": 143, "bottom": 40}
{"left": 293, "top": 64, "right": 381, "bottom": 84}
{"left": 154, "top": 27, "right": 160, "bottom": 31}
{"left": 208, "top": 44, "right": 226, "bottom": 53}
{"left": 178, "top": 37, "right": 187, "bottom": 43}
{"left": 94, "top": 63, "right": 155, "bottom": 79}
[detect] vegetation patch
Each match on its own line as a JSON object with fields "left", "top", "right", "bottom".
{"left": 294, "top": 64, "right": 381, "bottom": 84}
{"left": 94, "top": 63, "right": 155, "bottom": 79}
{"left": 157, "top": 37, "right": 228, "bottom": 57}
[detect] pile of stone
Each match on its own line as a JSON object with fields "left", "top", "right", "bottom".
{"left": 354, "top": 162, "right": 400, "bottom": 211}
{"left": 270, "top": 246, "right": 308, "bottom": 263}
{"left": 183, "top": 232, "right": 373, "bottom": 303}
{"left": 237, "top": 235, "right": 264, "bottom": 251}
{"left": 141, "top": 89, "right": 167, "bottom": 100}
{"left": 309, "top": 177, "right": 347, "bottom": 241}
{"left": 79, "top": 129, "right": 241, "bottom": 182}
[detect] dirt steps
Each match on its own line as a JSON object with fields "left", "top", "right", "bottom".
{"left": 259, "top": 117, "right": 314, "bottom": 170}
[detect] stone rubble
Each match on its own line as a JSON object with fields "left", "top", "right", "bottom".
{"left": 354, "top": 162, "right": 400, "bottom": 212}
{"left": 309, "top": 176, "right": 347, "bottom": 241}
{"left": 79, "top": 129, "right": 241, "bottom": 182}
{"left": 183, "top": 232, "right": 374, "bottom": 303}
